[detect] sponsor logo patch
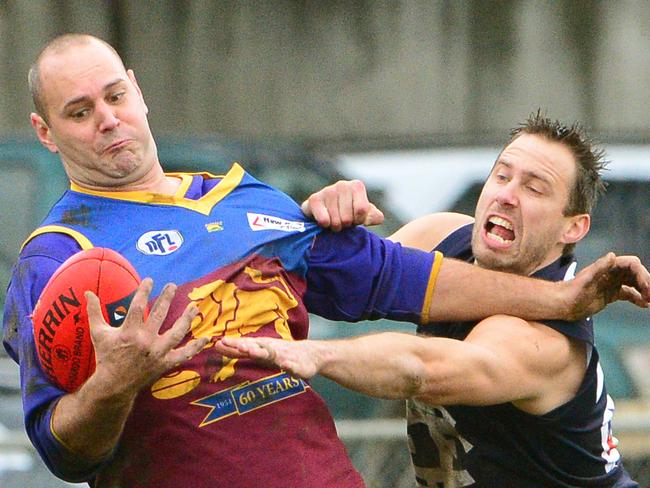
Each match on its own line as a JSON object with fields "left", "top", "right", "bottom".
{"left": 247, "top": 213, "right": 305, "bottom": 233}
{"left": 136, "top": 230, "right": 183, "bottom": 255}
{"left": 205, "top": 221, "right": 224, "bottom": 232}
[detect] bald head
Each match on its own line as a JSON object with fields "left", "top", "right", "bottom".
{"left": 28, "top": 34, "right": 125, "bottom": 123}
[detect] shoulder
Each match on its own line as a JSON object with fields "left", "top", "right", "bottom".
{"left": 21, "top": 232, "right": 83, "bottom": 260}
{"left": 468, "top": 315, "right": 587, "bottom": 413}
{"left": 388, "top": 212, "right": 474, "bottom": 251}
{"left": 11, "top": 233, "right": 82, "bottom": 303}
{"left": 470, "top": 315, "right": 574, "bottom": 351}
{"left": 3, "top": 233, "right": 81, "bottom": 360}
{"left": 467, "top": 315, "right": 584, "bottom": 382}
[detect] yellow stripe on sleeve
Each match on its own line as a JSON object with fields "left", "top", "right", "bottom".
{"left": 21, "top": 225, "right": 94, "bottom": 251}
{"left": 49, "top": 401, "right": 77, "bottom": 453}
{"left": 420, "top": 251, "right": 444, "bottom": 325}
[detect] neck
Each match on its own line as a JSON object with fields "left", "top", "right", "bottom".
{"left": 70, "top": 164, "right": 181, "bottom": 195}
{"left": 128, "top": 172, "right": 181, "bottom": 194}
{"left": 529, "top": 250, "right": 566, "bottom": 276}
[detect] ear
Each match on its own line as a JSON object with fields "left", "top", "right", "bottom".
{"left": 30, "top": 113, "right": 59, "bottom": 153}
{"left": 127, "top": 69, "right": 148, "bottom": 115}
{"left": 560, "top": 213, "right": 590, "bottom": 246}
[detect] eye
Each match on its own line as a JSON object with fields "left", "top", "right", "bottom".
{"left": 495, "top": 173, "right": 508, "bottom": 182}
{"left": 70, "top": 108, "right": 90, "bottom": 120}
{"left": 526, "top": 185, "right": 542, "bottom": 195}
{"left": 108, "top": 91, "right": 125, "bottom": 103}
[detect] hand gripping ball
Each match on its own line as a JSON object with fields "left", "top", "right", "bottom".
{"left": 32, "top": 247, "right": 141, "bottom": 392}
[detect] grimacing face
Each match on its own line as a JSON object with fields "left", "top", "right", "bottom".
{"left": 30, "top": 39, "right": 159, "bottom": 190}
{"left": 470, "top": 133, "right": 590, "bottom": 276}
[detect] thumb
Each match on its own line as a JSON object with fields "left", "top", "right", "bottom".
{"left": 597, "top": 252, "right": 617, "bottom": 271}
{"left": 582, "top": 252, "right": 616, "bottom": 281}
{"left": 300, "top": 199, "right": 313, "bottom": 219}
{"left": 363, "top": 204, "right": 385, "bottom": 227}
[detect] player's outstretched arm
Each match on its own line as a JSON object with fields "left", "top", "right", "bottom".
{"left": 214, "top": 334, "right": 421, "bottom": 399}
{"left": 426, "top": 252, "right": 650, "bottom": 323}
{"left": 215, "top": 317, "right": 575, "bottom": 408}
{"left": 51, "top": 279, "right": 208, "bottom": 461}
{"left": 301, "top": 179, "right": 384, "bottom": 231}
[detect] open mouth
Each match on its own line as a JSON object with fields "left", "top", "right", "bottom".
{"left": 485, "top": 215, "right": 515, "bottom": 244}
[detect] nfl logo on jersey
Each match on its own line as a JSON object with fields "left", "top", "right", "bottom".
{"left": 136, "top": 230, "right": 184, "bottom": 255}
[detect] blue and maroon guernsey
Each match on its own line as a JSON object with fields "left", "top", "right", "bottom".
{"left": 407, "top": 223, "right": 637, "bottom": 488}
{"left": 3, "top": 163, "right": 437, "bottom": 488}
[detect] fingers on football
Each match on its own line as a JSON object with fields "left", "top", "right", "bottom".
{"left": 122, "top": 278, "right": 154, "bottom": 329}
{"left": 85, "top": 291, "right": 108, "bottom": 342}
{"left": 143, "top": 282, "right": 176, "bottom": 333}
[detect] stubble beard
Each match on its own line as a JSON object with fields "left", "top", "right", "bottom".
{"left": 471, "top": 235, "right": 553, "bottom": 277}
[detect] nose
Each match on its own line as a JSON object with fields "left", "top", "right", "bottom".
{"left": 95, "top": 102, "right": 120, "bottom": 132}
{"left": 495, "top": 181, "right": 519, "bottom": 207}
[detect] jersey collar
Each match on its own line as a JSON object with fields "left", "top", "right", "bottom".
{"left": 68, "top": 162, "right": 245, "bottom": 215}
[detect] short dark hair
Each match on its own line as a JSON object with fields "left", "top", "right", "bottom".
{"left": 28, "top": 34, "right": 123, "bottom": 123}
{"left": 508, "top": 110, "right": 608, "bottom": 254}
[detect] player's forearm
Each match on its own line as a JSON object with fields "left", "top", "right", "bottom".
{"left": 313, "top": 333, "right": 441, "bottom": 400}
{"left": 51, "top": 372, "right": 136, "bottom": 461}
{"left": 427, "top": 258, "right": 568, "bottom": 322}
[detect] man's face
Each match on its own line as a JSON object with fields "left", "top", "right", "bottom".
{"left": 471, "top": 133, "right": 584, "bottom": 276}
{"left": 32, "top": 40, "right": 157, "bottom": 189}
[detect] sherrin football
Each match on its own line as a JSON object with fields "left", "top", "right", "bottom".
{"left": 32, "top": 247, "right": 141, "bottom": 392}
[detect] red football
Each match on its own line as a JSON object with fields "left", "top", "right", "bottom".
{"left": 32, "top": 247, "right": 141, "bottom": 392}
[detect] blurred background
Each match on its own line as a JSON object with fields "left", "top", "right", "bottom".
{"left": 1, "top": 1, "right": 649, "bottom": 487}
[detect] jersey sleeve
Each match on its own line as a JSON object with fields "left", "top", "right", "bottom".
{"left": 2, "top": 233, "right": 110, "bottom": 482}
{"left": 304, "top": 227, "right": 438, "bottom": 323}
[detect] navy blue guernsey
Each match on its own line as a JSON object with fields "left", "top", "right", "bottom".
{"left": 407, "top": 223, "right": 637, "bottom": 488}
